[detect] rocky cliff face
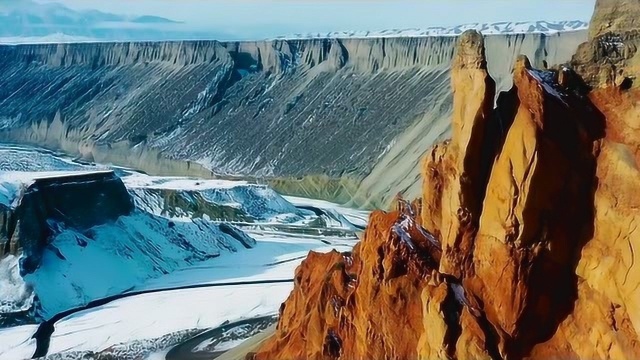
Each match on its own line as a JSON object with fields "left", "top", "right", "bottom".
{"left": 0, "top": 32, "right": 586, "bottom": 208}
{"left": 573, "top": 0, "right": 640, "bottom": 88}
{"left": 588, "top": 0, "right": 640, "bottom": 38}
{"left": 253, "top": 8, "right": 640, "bottom": 359}
{"left": 0, "top": 171, "right": 134, "bottom": 273}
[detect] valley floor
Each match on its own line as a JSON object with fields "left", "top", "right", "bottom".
{"left": 0, "top": 143, "right": 368, "bottom": 359}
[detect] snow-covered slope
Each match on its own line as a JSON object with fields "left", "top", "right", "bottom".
{"left": 0, "top": 142, "right": 369, "bottom": 358}
{"left": 26, "top": 210, "right": 250, "bottom": 319}
{"left": 276, "top": 20, "right": 589, "bottom": 39}
{"left": 0, "top": 255, "right": 33, "bottom": 319}
{"left": 0, "top": 143, "right": 100, "bottom": 173}
{"left": 0, "top": 33, "right": 97, "bottom": 45}
{"left": 125, "top": 173, "right": 304, "bottom": 223}
{"left": 0, "top": 167, "right": 359, "bottom": 320}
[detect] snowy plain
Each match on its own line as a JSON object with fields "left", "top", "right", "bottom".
{"left": 276, "top": 20, "right": 589, "bottom": 39}
{"left": 0, "top": 142, "right": 367, "bottom": 359}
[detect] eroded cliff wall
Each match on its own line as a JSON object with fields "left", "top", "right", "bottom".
{"left": 0, "top": 32, "right": 586, "bottom": 208}
{"left": 0, "top": 171, "right": 134, "bottom": 273}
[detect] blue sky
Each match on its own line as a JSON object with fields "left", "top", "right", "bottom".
{"left": 37, "top": 0, "right": 597, "bottom": 37}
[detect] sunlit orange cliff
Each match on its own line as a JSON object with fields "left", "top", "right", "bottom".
{"left": 252, "top": 0, "right": 640, "bottom": 359}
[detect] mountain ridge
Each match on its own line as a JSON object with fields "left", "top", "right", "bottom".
{"left": 275, "top": 20, "right": 589, "bottom": 40}
{"left": 0, "top": 17, "right": 589, "bottom": 44}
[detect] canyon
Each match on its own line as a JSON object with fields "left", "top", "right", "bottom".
{"left": 0, "top": 30, "right": 587, "bottom": 209}
{"left": 252, "top": 0, "right": 640, "bottom": 359}
{"left": 1, "top": 1, "right": 636, "bottom": 359}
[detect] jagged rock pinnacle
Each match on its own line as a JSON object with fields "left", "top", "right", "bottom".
{"left": 425, "top": 28, "right": 496, "bottom": 278}
{"left": 514, "top": 54, "right": 532, "bottom": 71}
{"left": 453, "top": 30, "right": 487, "bottom": 70}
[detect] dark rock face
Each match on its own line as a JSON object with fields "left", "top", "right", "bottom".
{"left": 572, "top": 0, "right": 640, "bottom": 88}
{"left": 589, "top": 0, "right": 640, "bottom": 38}
{"left": 0, "top": 33, "right": 586, "bottom": 208}
{"left": 0, "top": 171, "right": 133, "bottom": 273}
{"left": 218, "top": 223, "right": 257, "bottom": 249}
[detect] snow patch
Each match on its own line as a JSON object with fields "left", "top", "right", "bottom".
{"left": 46, "top": 284, "right": 289, "bottom": 354}
{"left": 0, "top": 324, "right": 37, "bottom": 360}
{"left": 275, "top": 20, "right": 589, "bottom": 40}
{"left": 0, "top": 255, "right": 34, "bottom": 316}
{"left": 26, "top": 211, "right": 245, "bottom": 319}
{"left": 392, "top": 216, "right": 416, "bottom": 250}
{"left": 527, "top": 68, "right": 569, "bottom": 106}
{"left": 283, "top": 195, "right": 369, "bottom": 229}
{"left": 124, "top": 172, "right": 303, "bottom": 222}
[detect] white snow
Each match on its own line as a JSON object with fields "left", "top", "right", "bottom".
{"left": 138, "top": 231, "right": 355, "bottom": 291}
{"left": 33, "top": 229, "right": 354, "bottom": 357}
{"left": 1, "top": 215, "right": 357, "bottom": 358}
{"left": 124, "top": 172, "right": 302, "bottom": 221}
{"left": 392, "top": 216, "right": 416, "bottom": 250}
{"left": 0, "top": 173, "right": 26, "bottom": 208}
{"left": 0, "top": 142, "right": 365, "bottom": 358}
{"left": 275, "top": 20, "right": 589, "bottom": 40}
{"left": 0, "top": 324, "right": 37, "bottom": 360}
{"left": 527, "top": 68, "right": 569, "bottom": 106}
{"left": 0, "top": 255, "right": 34, "bottom": 316}
{"left": 122, "top": 172, "right": 249, "bottom": 191}
{"left": 0, "top": 33, "right": 97, "bottom": 45}
{"left": 26, "top": 212, "right": 245, "bottom": 319}
{"left": 46, "top": 283, "right": 289, "bottom": 354}
{"left": 283, "top": 195, "right": 370, "bottom": 229}
{"left": 26, "top": 221, "right": 356, "bottom": 357}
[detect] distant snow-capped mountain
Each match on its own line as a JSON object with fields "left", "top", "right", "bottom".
{"left": 0, "top": 0, "right": 233, "bottom": 44}
{"left": 0, "top": 32, "right": 97, "bottom": 45}
{"left": 275, "top": 20, "right": 589, "bottom": 40}
{"left": 0, "top": 0, "right": 181, "bottom": 34}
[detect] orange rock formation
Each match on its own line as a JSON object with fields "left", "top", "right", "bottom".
{"left": 253, "top": 2, "right": 640, "bottom": 359}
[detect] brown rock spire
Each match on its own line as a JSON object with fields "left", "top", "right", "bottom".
{"left": 470, "top": 54, "right": 605, "bottom": 357}
{"left": 422, "top": 30, "right": 496, "bottom": 278}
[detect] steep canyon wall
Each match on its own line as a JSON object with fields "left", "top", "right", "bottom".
{"left": 0, "top": 31, "right": 586, "bottom": 208}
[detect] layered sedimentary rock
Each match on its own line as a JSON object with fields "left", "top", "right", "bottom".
{"left": 588, "top": 0, "right": 640, "bottom": 38}
{"left": 255, "top": 203, "right": 445, "bottom": 360}
{"left": 254, "top": 7, "right": 640, "bottom": 357}
{"left": 573, "top": 0, "right": 640, "bottom": 88}
{"left": 0, "top": 32, "right": 586, "bottom": 208}
{"left": 0, "top": 171, "right": 134, "bottom": 272}
{"left": 421, "top": 31, "right": 496, "bottom": 278}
